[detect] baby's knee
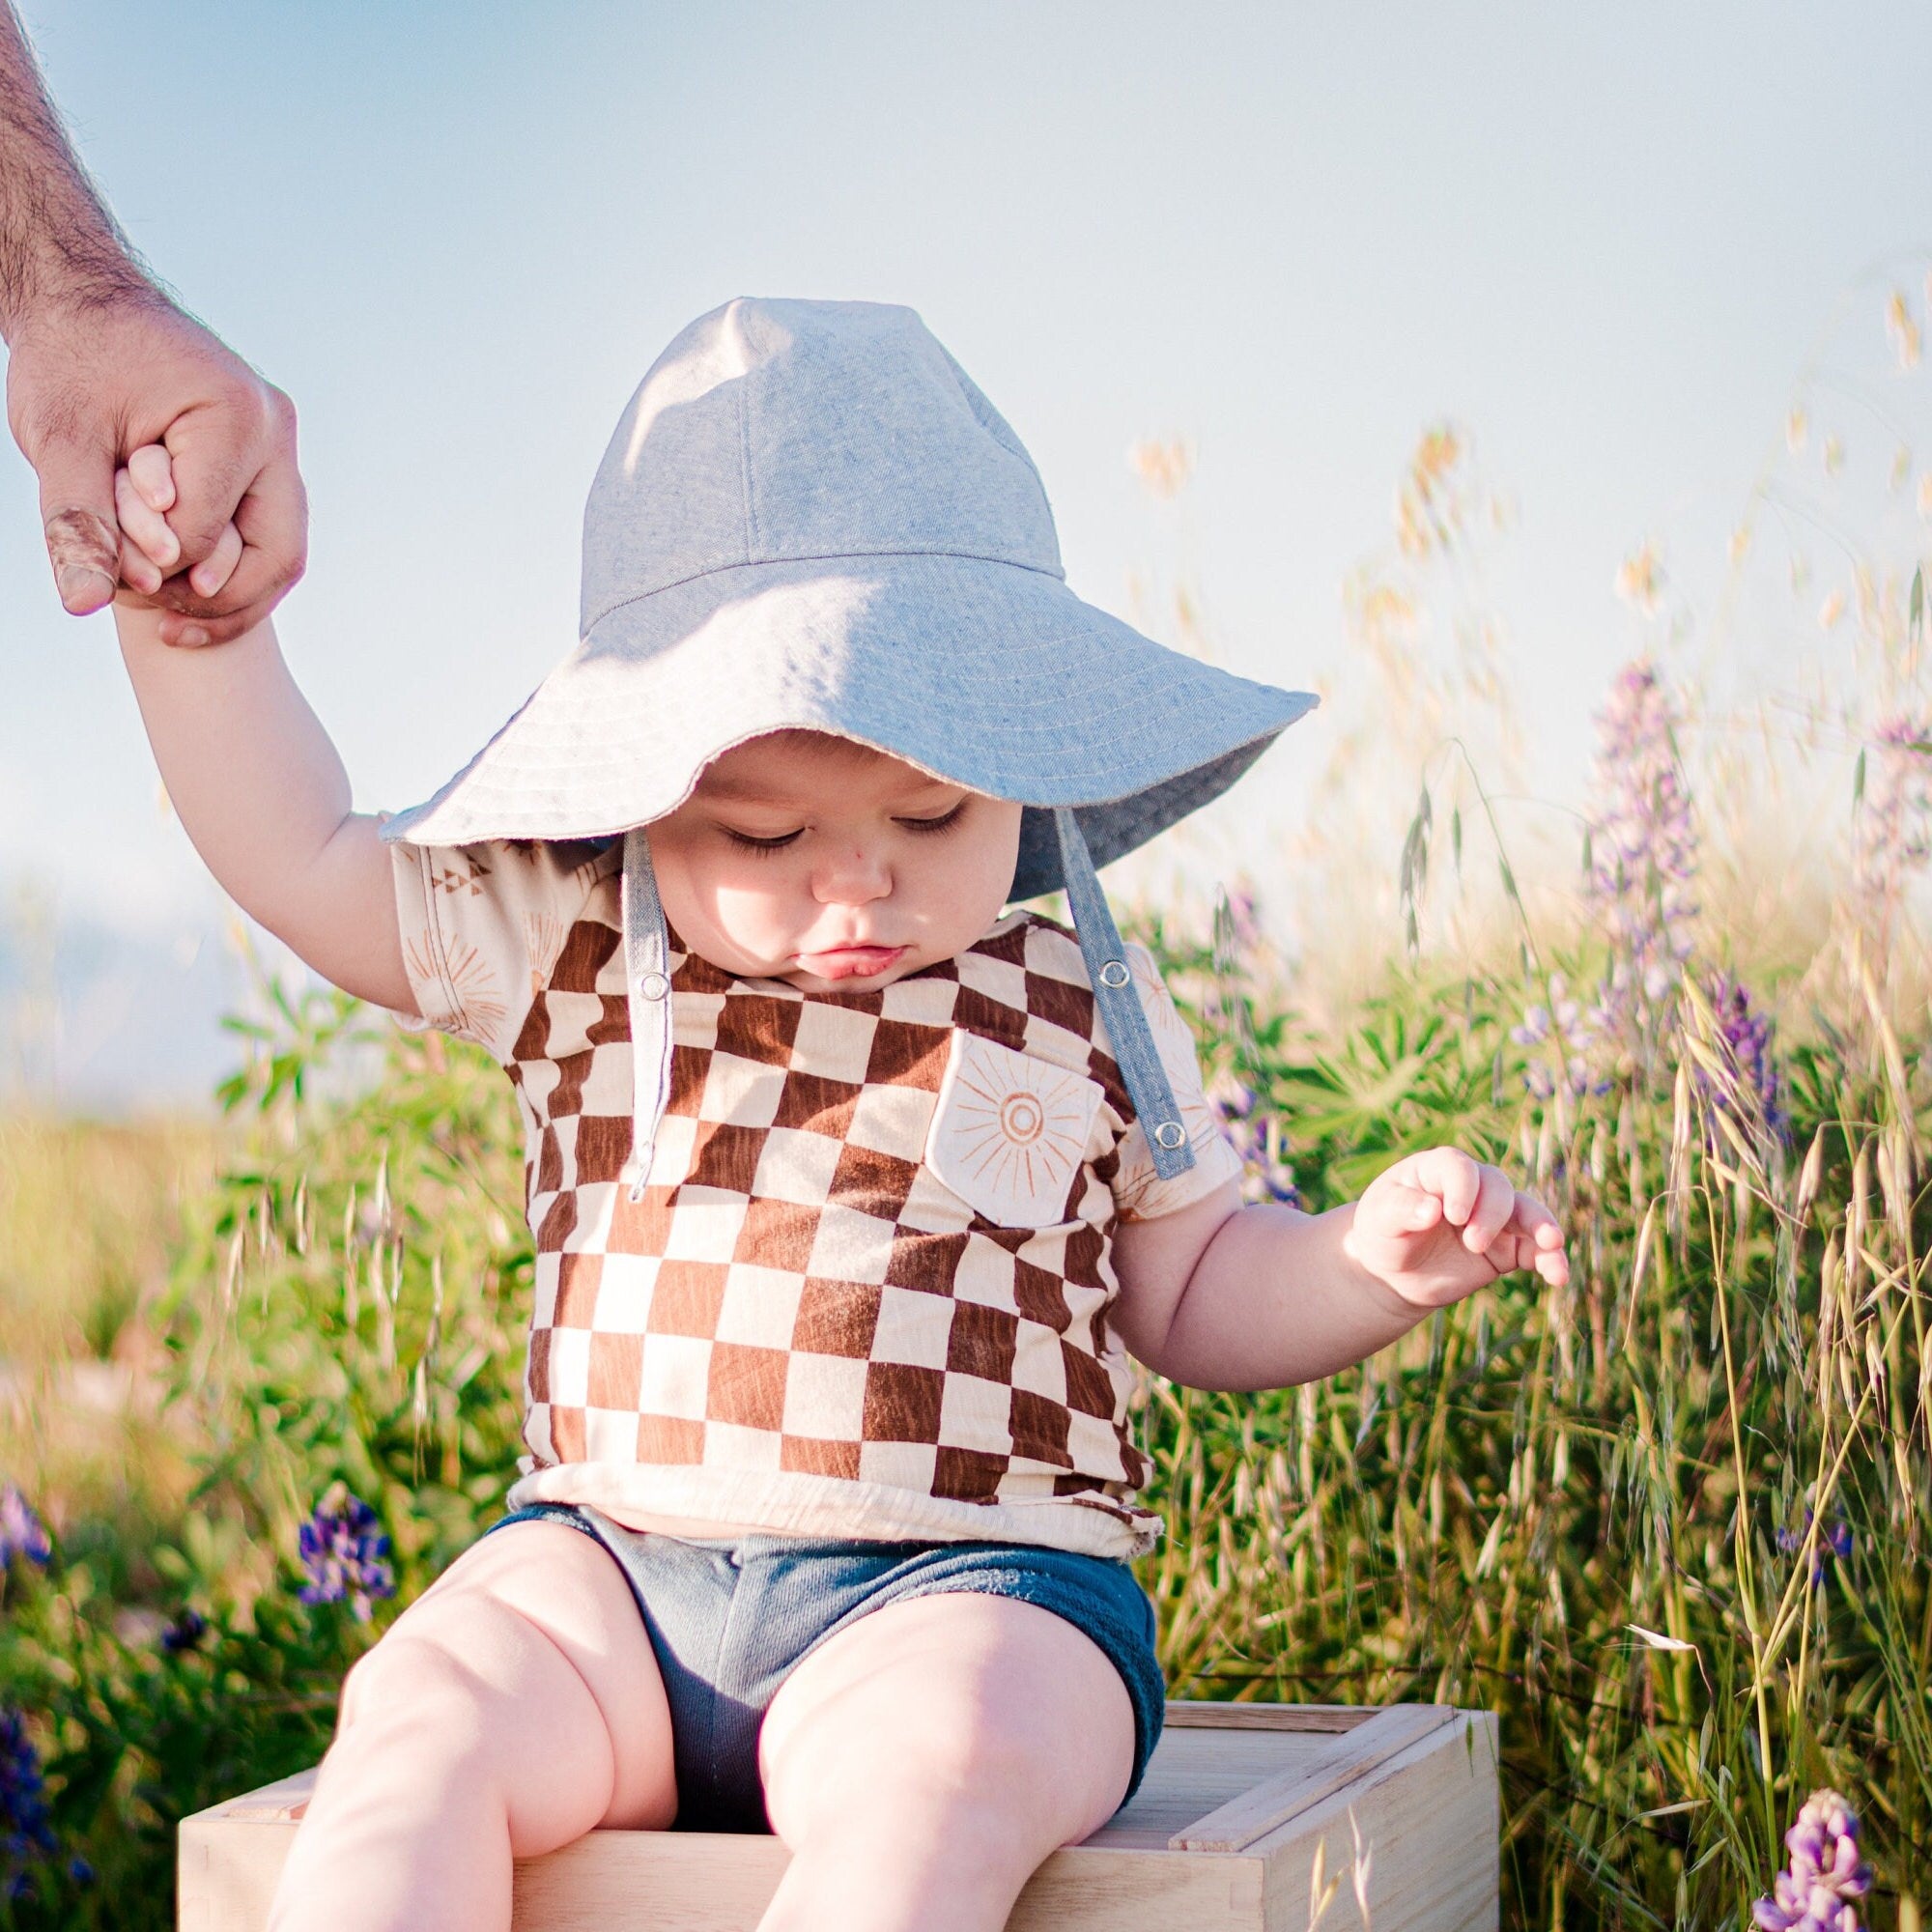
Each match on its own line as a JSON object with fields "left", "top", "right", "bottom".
{"left": 330, "top": 1570, "right": 675, "bottom": 1839}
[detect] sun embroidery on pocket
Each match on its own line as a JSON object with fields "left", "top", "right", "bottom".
{"left": 925, "top": 1033, "right": 1103, "bottom": 1227}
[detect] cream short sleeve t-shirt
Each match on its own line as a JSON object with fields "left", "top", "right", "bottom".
{"left": 390, "top": 836, "right": 1243, "bottom": 1558}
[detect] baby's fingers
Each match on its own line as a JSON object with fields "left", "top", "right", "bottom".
{"left": 1369, "top": 1179, "right": 1444, "bottom": 1237}
{"left": 114, "top": 463, "right": 181, "bottom": 582}
{"left": 127, "top": 442, "right": 178, "bottom": 515}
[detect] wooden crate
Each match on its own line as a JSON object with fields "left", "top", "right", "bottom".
{"left": 180, "top": 1701, "right": 1498, "bottom": 1931}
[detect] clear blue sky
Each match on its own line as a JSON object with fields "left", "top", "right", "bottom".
{"left": 3, "top": 1, "right": 1929, "bottom": 1106}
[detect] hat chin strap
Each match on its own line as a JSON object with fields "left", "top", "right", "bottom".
{"left": 617, "top": 813, "right": 1196, "bottom": 1202}
{"left": 1052, "top": 809, "right": 1196, "bottom": 1181}
{"left": 620, "top": 829, "right": 674, "bottom": 1203}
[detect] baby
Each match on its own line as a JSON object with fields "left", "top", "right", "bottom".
{"left": 107, "top": 298, "right": 1567, "bottom": 1932}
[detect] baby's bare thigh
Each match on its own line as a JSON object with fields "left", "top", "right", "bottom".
{"left": 343, "top": 1520, "right": 678, "bottom": 1836}
{"left": 758, "top": 1593, "right": 1135, "bottom": 1854}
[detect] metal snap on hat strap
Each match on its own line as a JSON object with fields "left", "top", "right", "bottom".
{"left": 621, "top": 829, "right": 675, "bottom": 1202}
{"left": 1053, "top": 809, "right": 1196, "bottom": 1180}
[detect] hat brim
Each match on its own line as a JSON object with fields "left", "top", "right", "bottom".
{"left": 381, "top": 552, "right": 1317, "bottom": 896}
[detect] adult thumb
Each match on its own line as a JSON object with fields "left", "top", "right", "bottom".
{"left": 36, "top": 435, "right": 122, "bottom": 615}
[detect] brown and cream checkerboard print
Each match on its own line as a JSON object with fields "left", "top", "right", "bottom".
{"left": 395, "top": 838, "right": 1240, "bottom": 1545}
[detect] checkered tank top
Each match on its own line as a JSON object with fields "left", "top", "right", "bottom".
{"left": 390, "top": 837, "right": 1241, "bottom": 1558}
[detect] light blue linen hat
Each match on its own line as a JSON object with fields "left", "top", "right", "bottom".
{"left": 384, "top": 297, "right": 1317, "bottom": 1193}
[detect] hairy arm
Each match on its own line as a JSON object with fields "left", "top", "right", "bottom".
{"left": 115, "top": 601, "right": 414, "bottom": 1012}
{"left": 0, "top": 3, "right": 146, "bottom": 328}
{"left": 1, "top": 4, "right": 305, "bottom": 638}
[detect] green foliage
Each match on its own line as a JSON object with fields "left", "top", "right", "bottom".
{"left": 0, "top": 952, "right": 1927, "bottom": 1927}
{"left": 1135, "top": 922, "right": 1932, "bottom": 1930}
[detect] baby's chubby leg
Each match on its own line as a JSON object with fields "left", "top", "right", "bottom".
{"left": 268, "top": 1520, "right": 676, "bottom": 1932}
{"left": 756, "top": 1594, "right": 1137, "bottom": 1932}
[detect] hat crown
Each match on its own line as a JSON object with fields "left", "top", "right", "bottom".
{"left": 582, "top": 298, "right": 1064, "bottom": 636}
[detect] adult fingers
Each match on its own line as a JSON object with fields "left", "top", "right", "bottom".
{"left": 163, "top": 384, "right": 298, "bottom": 570}
{"left": 35, "top": 434, "right": 121, "bottom": 614}
{"left": 152, "top": 431, "right": 307, "bottom": 644}
{"left": 187, "top": 521, "right": 243, "bottom": 600}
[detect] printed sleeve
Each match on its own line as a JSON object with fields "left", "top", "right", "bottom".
{"left": 384, "top": 836, "right": 614, "bottom": 1064}
{"left": 1110, "top": 944, "right": 1246, "bottom": 1222}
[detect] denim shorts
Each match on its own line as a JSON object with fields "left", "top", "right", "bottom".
{"left": 487, "top": 1503, "right": 1165, "bottom": 1833}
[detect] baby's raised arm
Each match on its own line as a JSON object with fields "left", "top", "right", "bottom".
{"left": 111, "top": 458, "right": 413, "bottom": 1015}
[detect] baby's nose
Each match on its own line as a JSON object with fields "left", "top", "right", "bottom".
{"left": 813, "top": 843, "right": 892, "bottom": 905}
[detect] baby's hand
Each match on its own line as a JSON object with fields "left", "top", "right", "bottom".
{"left": 113, "top": 444, "right": 244, "bottom": 612}
{"left": 1342, "top": 1146, "right": 1569, "bottom": 1306}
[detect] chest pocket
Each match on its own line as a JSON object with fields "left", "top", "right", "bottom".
{"left": 923, "top": 1031, "right": 1106, "bottom": 1229}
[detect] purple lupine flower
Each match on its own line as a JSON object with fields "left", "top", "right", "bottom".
{"left": 1205, "top": 1071, "right": 1300, "bottom": 1207}
{"left": 1753, "top": 1789, "right": 1872, "bottom": 1931}
{"left": 1700, "top": 972, "right": 1787, "bottom": 1142}
{"left": 0, "top": 1485, "right": 51, "bottom": 1569}
{"left": 0, "top": 1708, "right": 57, "bottom": 1900}
{"left": 1853, "top": 712, "right": 1932, "bottom": 903}
{"left": 297, "top": 1485, "right": 395, "bottom": 1622}
{"left": 160, "top": 1608, "right": 210, "bottom": 1654}
{"left": 1585, "top": 660, "right": 1699, "bottom": 1055}
{"left": 1510, "top": 973, "right": 1606, "bottom": 1101}
{"left": 1777, "top": 1508, "right": 1853, "bottom": 1586}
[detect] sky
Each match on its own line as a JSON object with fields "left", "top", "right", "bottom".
{"left": 2, "top": 1, "right": 1929, "bottom": 1109}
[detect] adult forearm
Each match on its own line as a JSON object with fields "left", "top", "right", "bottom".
{"left": 0, "top": 4, "right": 151, "bottom": 338}
{"left": 1152, "top": 1201, "right": 1427, "bottom": 1391}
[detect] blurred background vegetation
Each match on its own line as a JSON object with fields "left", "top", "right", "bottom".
{"left": 1, "top": 268, "right": 1929, "bottom": 1928}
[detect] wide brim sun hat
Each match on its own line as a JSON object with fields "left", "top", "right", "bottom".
{"left": 384, "top": 296, "right": 1319, "bottom": 1194}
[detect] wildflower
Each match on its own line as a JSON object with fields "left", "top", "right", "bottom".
{"left": 1700, "top": 973, "right": 1786, "bottom": 1142}
{"left": 0, "top": 1709, "right": 57, "bottom": 1900}
{"left": 1853, "top": 713, "right": 1932, "bottom": 905}
{"left": 1753, "top": 1788, "right": 1872, "bottom": 1931}
{"left": 1818, "top": 590, "right": 1846, "bottom": 631}
{"left": 1786, "top": 407, "right": 1808, "bottom": 454}
{"left": 160, "top": 1608, "right": 210, "bottom": 1654}
{"left": 1511, "top": 974, "right": 1605, "bottom": 1101}
{"left": 1823, "top": 434, "right": 1845, "bottom": 477}
{"left": 0, "top": 1485, "right": 51, "bottom": 1569}
{"left": 1777, "top": 1507, "right": 1853, "bottom": 1586}
{"left": 1205, "top": 1071, "right": 1299, "bottom": 1207}
{"left": 1585, "top": 660, "right": 1698, "bottom": 1056}
{"left": 1919, "top": 473, "right": 1932, "bottom": 524}
{"left": 298, "top": 1484, "right": 395, "bottom": 1622}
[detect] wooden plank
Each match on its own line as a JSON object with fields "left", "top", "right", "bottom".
{"left": 1171, "top": 1705, "right": 1458, "bottom": 1852}
{"left": 201, "top": 1768, "right": 317, "bottom": 1822}
{"left": 1092, "top": 1728, "right": 1341, "bottom": 1850}
{"left": 180, "top": 1815, "right": 1265, "bottom": 1932}
{"left": 1254, "top": 1714, "right": 1498, "bottom": 1932}
{"left": 1163, "top": 1701, "right": 1373, "bottom": 1734}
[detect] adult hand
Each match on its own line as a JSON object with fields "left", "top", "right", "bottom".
{"left": 5, "top": 290, "right": 306, "bottom": 645}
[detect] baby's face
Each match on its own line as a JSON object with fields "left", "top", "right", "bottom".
{"left": 647, "top": 731, "right": 1023, "bottom": 993}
